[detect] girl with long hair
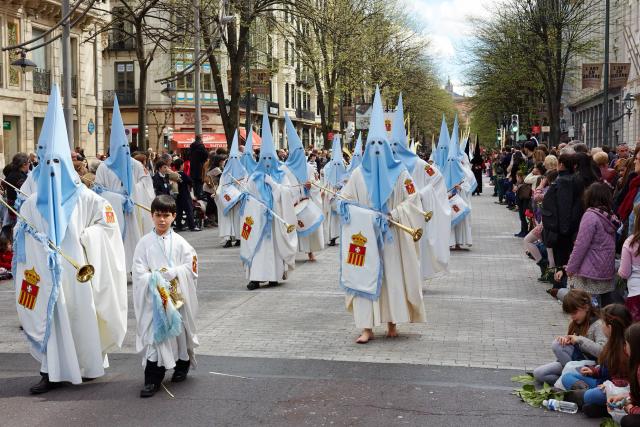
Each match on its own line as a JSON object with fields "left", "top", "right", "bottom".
{"left": 533, "top": 289, "right": 605, "bottom": 385}
{"left": 619, "top": 203, "right": 640, "bottom": 321}
{"left": 561, "top": 304, "right": 632, "bottom": 418}
{"left": 609, "top": 324, "right": 640, "bottom": 426}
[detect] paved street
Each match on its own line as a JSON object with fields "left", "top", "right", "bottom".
{"left": 0, "top": 182, "right": 600, "bottom": 426}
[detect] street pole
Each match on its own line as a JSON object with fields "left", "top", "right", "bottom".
{"left": 603, "top": 0, "right": 610, "bottom": 147}
{"left": 244, "top": 9, "right": 252, "bottom": 134}
{"left": 193, "top": 0, "right": 202, "bottom": 139}
{"left": 61, "top": 0, "right": 74, "bottom": 147}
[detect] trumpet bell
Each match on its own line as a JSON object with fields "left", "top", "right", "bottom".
{"left": 412, "top": 228, "right": 423, "bottom": 242}
{"left": 76, "top": 264, "right": 95, "bottom": 283}
{"left": 286, "top": 224, "right": 296, "bottom": 233}
{"left": 424, "top": 211, "right": 433, "bottom": 222}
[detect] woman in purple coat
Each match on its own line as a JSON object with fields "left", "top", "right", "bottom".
{"left": 565, "top": 182, "right": 621, "bottom": 306}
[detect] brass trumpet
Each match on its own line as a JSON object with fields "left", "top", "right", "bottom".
{"left": 0, "top": 197, "right": 95, "bottom": 283}
{"left": 159, "top": 268, "right": 185, "bottom": 309}
{"left": 311, "top": 182, "right": 424, "bottom": 241}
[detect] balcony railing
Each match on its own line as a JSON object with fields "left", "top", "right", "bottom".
{"left": 104, "top": 89, "right": 137, "bottom": 106}
{"left": 33, "top": 68, "right": 51, "bottom": 95}
{"left": 107, "top": 34, "right": 136, "bottom": 51}
{"left": 296, "top": 108, "right": 315, "bottom": 121}
{"left": 295, "top": 69, "right": 313, "bottom": 88}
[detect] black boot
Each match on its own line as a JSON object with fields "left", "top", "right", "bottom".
{"left": 234, "top": 239, "right": 241, "bottom": 247}
{"left": 29, "top": 373, "right": 62, "bottom": 394}
{"left": 171, "top": 359, "right": 190, "bottom": 383}
{"left": 140, "top": 360, "right": 166, "bottom": 398}
{"left": 268, "top": 281, "right": 279, "bottom": 287}
{"left": 223, "top": 240, "right": 232, "bottom": 248}
{"left": 328, "top": 238, "right": 336, "bottom": 247}
{"left": 247, "top": 281, "right": 260, "bottom": 291}
{"left": 536, "top": 259, "right": 549, "bottom": 280}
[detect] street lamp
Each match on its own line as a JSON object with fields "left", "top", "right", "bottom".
{"left": 10, "top": 50, "right": 36, "bottom": 73}
{"left": 161, "top": 83, "right": 177, "bottom": 98}
{"left": 624, "top": 93, "right": 636, "bottom": 118}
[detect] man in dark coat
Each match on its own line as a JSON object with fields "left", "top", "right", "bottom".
{"left": 189, "top": 136, "right": 208, "bottom": 199}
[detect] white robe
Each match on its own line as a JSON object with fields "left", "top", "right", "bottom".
{"left": 15, "top": 187, "right": 127, "bottom": 384}
{"left": 340, "top": 168, "right": 426, "bottom": 329}
{"left": 95, "top": 160, "right": 154, "bottom": 273}
{"left": 132, "top": 230, "right": 199, "bottom": 369}
{"left": 411, "top": 159, "right": 451, "bottom": 278}
{"left": 450, "top": 157, "right": 476, "bottom": 247}
{"left": 243, "top": 174, "right": 298, "bottom": 282}
{"left": 216, "top": 174, "right": 244, "bottom": 241}
{"left": 282, "top": 164, "right": 325, "bottom": 254}
{"left": 321, "top": 170, "right": 342, "bottom": 243}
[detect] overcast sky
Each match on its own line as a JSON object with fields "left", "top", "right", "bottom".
{"left": 400, "top": 0, "right": 500, "bottom": 95}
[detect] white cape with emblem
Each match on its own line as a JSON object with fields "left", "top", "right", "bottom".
{"left": 217, "top": 174, "right": 244, "bottom": 241}
{"left": 14, "top": 187, "right": 127, "bottom": 384}
{"left": 339, "top": 204, "right": 381, "bottom": 298}
{"left": 339, "top": 168, "right": 426, "bottom": 329}
{"left": 239, "top": 195, "right": 268, "bottom": 267}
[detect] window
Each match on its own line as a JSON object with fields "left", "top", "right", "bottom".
{"left": 285, "top": 83, "right": 289, "bottom": 108}
{"left": 291, "top": 84, "right": 296, "bottom": 109}
{"left": 115, "top": 61, "right": 135, "bottom": 104}
{"left": 7, "top": 21, "right": 20, "bottom": 86}
{"left": 284, "top": 40, "right": 289, "bottom": 65}
{"left": 31, "top": 28, "right": 51, "bottom": 95}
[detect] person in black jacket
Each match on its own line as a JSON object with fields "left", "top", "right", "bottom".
{"left": 189, "top": 136, "right": 208, "bottom": 199}
{"left": 152, "top": 160, "right": 171, "bottom": 196}
{"left": 172, "top": 159, "right": 200, "bottom": 232}
{"left": 542, "top": 154, "right": 584, "bottom": 286}
{"left": 1, "top": 152, "right": 29, "bottom": 238}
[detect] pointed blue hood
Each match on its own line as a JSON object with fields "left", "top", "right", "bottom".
{"left": 389, "top": 94, "right": 418, "bottom": 174}
{"left": 347, "top": 132, "right": 363, "bottom": 173}
{"left": 104, "top": 96, "right": 134, "bottom": 207}
{"left": 255, "top": 105, "right": 284, "bottom": 182}
{"left": 445, "top": 114, "right": 466, "bottom": 190}
{"left": 324, "top": 134, "right": 347, "bottom": 187}
{"left": 223, "top": 129, "right": 247, "bottom": 180}
{"left": 361, "top": 86, "right": 405, "bottom": 212}
{"left": 36, "top": 85, "right": 82, "bottom": 246}
{"left": 240, "top": 128, "right": 258, "bottom": 174}
{"left": 284, "top": 113, "right": 307, "bottom": 184}
{"left": 435, "top": 115, "right": 450, "bottom": 168}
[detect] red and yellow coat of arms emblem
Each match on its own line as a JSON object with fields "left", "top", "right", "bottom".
{"left": 425, "top": 165, "right": 435, "bottom": 176}
{"left": 452, "top": 204, "right": 460, "bottom": 213}
{"left": 404, "top": 179, "right": 416, "bottom": 195}
{"left": 347, "top": 232, "right": 367, "bottom": 267}
{"left": 192, "top": 255, "right": 198, "bottom": 274}
{"left": 104, "top": 205, "right": 116, "bottom": 224}
{"left": 241, "top": 216, "right": 254, "bottom": 240}
{"left": 19, "top": 267, "right": 40, "bottom": 310}
{"left": 223, "top": 193, "right": 231, "bottom": 202}
{"left": 297, "top": 220, "right": 305, "bottom": 228}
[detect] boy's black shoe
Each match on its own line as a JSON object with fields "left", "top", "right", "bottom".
{"left": 328, "top": 238, "right": 337, "bottom": 247}
{"left": 223, "top": 240, "right": 232, "bottom": 248}
{"left": 234, "top": 240, "right": 241, "bottom": 247}
{"left": 29, "top": 374, "right": 62, "bottom": 394}
{"left": 171, "top": 359, "right": 190, "bottom": 383}
{"left": 267, "top": 281, "right": 279, "bottom": 287}
{"left": 247, "top": 281, "right": 260, "bottom": 290}
{"left": 140, "top": 383, "right": 160, "bottom": 398}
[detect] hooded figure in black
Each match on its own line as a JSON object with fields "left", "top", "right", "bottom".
{"left": 471, "top": 136, "right": 484, "bottom": 195}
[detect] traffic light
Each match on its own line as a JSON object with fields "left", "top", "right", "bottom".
{"left": 510, "top": 114, "right": 519, "bottom": 133}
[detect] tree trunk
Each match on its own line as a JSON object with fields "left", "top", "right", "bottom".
{"left": 135, "top": 22, "right": 147, "bottom": 151}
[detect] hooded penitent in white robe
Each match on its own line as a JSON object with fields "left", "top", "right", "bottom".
{"left": 412, "top": 160, "right": 451, "bottom": 278}
{"left": 321, "top": 174, "right": 342, "bottom": 243}
{"left": 216, "top": 174, "right": 243, "bottom": 241}
{"left": 95, "top": 159, "right": 154, "bottom": 273}
{"left": 243, "top": 174, "right": 298, "bottom": 282}
{"left": 450, "top": 157, "right": 476, "bottom": 247}
{"left": 282, "top": 164, "right": 325, "bottom": 253}
{"left": 14, "top": 187, "right": 127, "bottom": 384}
{"left": 132, "top": 229, "right": 199, "bottom": 369}
{"left": 340, "top": 168, "right": 426, "bottom": 329}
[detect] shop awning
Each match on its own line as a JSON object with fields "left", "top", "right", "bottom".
{"left": 172, "top": 132, "right": 227, "bottom": 149}
{"left": 238, "top": 128, "right": 262, "bottom": 148}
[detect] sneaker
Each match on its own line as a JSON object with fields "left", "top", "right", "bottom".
{"left": 514, "top": 232, "right": 527, "bottom": 238}
{"left": 234, "top": 240, "right": 240, "bottom": 247}
{"left": 189, "top": 227, "right": 201, "bottom": 232}
{"left": 223, "top": 240, "right": 232, "bottom": 248}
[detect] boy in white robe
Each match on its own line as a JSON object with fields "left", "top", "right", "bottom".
{"left": 339, "top": 87, "right": 425, "bottom": 343}
{"left": 132, "top": 195, "right": 199, "bottom": 398}
{"left": 322, "top": 135, "right": 347, "bottom": 246}
{"left": 14, "top": 87, "right": 127, "bottom": 394}
{"left": 449, "top": 124, "right": 476, "bottom": 249}
{"left": 216, "top": 130, "right": 246, "bottom": 247}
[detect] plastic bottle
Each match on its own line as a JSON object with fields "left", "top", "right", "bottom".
{"left": 542, "top": 399, "right": 578, "bottom": 414}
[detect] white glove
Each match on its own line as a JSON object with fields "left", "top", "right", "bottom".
{"left": 160, "top": 267, "right": 176, "bottom": 282}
